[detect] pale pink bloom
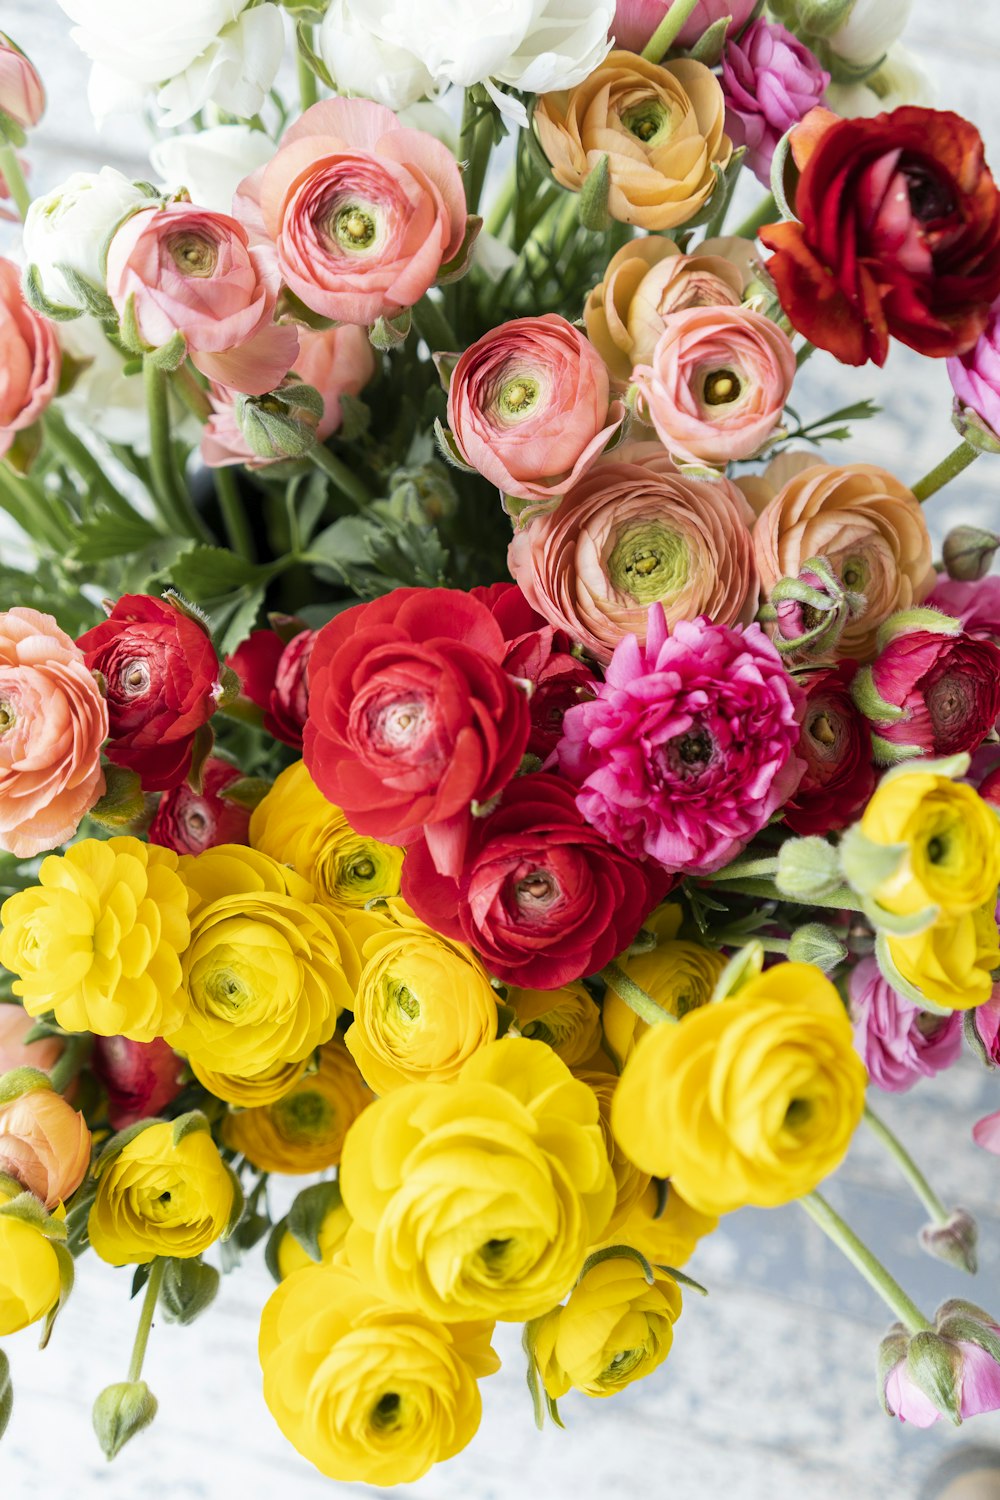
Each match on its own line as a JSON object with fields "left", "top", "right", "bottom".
{"left": 634, "top": 304, "right": 796, "bottom": 466}
{"left": 448, "top": 314, "right": 624, "bottom": 504}
{"left": 507, "top": 441, "right": 757, "bottom": 665}
{"left": 612, "top": 0, "right": 757, "bottom": 51}
{"left": 886, "top": 1340, "right": 1000, "bottom": 1427}
{"left": 0, "top": 34, "right": 44, "bottom": 128}
{"left": 0, "top": 1006, "right": 63, "bottom": 1075}
{"left": 239, "top": 97, "right": 468, "bottom": 326}
{"left": 974, "top": 1109, "right": 1000, "bottom": 1154}
{"left": 849, "top": 956, "right": 962, "bottom": 1092}
{"left": 0, "top": 257, "right": 60, "bottom": 455}
{"left": 105, "top": 202, "right": 298, "bottom": 396}
{"left": 0, "top": 1087, "right": 91, "bottom": 1209}
{"left": 0, "top": 608, "right": 107, "bottom": 858}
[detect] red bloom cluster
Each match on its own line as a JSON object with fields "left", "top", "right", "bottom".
{"left": 227, "top": 621, "right": 316, "bottom": 749}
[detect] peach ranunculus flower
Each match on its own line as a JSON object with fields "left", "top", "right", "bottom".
{"left": 534, "top": 52, "right": 732, "bottom": 232}
{"left": 751, "top": 459, "right": 936, "bottom": 660}
{"left": 106, "top": 201, "right": 298, "bottom": 396}
{"left": 0, "top": 1005, "right": 63, "bottom": 1076}
{"left": 0, "top": 256, "right": 60, "bottom": 457}
{"left": 0, "top": 33, "right": 45, "bottom": 128}
{"left": 634, "top": 304, "right": 796, "bottom": 466}
{"left": 584, "top": 235, "right": 757, "bottom": 382}
{"left": 0, "top": 1079, "right": 91, "bottom": 1208}
{"left": 445, "top": 314, "right": 625, "bottom": 506}
{"left": 238, "top": 97, "right": 469, "bottom": 327}
{"left": 0, "top": 608, "right": 108, "bottom": 858}
{"left": 507, "top": 440, "right": 758, "bottom": 664}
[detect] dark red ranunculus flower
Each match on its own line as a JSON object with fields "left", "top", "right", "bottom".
{"left": 760, "top": 107, "right": 1000, "bottom": 367}
{"left": 226, "top": 622, "right": 315, "bottom": 749}
{"left": 76, "top": 594, "right": 219, "bottom": 791}
{"left": 91, "top": 1035, "right": 185, "bottom": 1129}
{"left": 860, "top": 626, "right": 1000, "bottom": 759}
{"left": 304, "top": 587, "right": 531, "bottom": 877}
{"left": 147, "top": 756, "right": 251, "bottom": 855}
{"left": 401, "top": 772, "right": 672, "bottom": 989}
{"left": 783, "top": 662, "right": 875, "bottom": 836}
{"left": 471, "top": 580, "right": 547, "bottom": 637}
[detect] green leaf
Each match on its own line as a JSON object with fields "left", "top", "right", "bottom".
{"left": 213, "top": 586, "right": 267, "bottom": 659}
{"left": 287, "top": 1181, "right": 343, "bottom": 1264}
{"left": 88, "top": 765, "right": 146, "bottom": 830}
{"left": 163, "top": 546, "right": 269, "bottom": 601}
{"left": 71, "top": 509, "right": 164, "bottom": 564}
{"left": 220, "top": 776, "right": 272, "bottom": 810}
{"left": 307, "top": 515, "right": 377, "bottom": 570}
{"left": 0, "top": 1349, "right": 11, "bottom": 1440}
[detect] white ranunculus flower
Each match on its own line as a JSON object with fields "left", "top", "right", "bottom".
{"left": 57, "top": 0, "right": 251, "bottom": 85}
{"left": 22, "top": 167, "right": 151, "bottom": 306}
{"left": 150, "top": 125, "right": 274, "bottom": 216}
{"left": 319, "top": 0, "right": 435, "bottom": 112}
{"left": 57, "top": 317, "right": 151, "bottom": 450}
{"left": 828, "top": 0, "right": 914, "bottom": 67}
{"left": 826, "top": 44, "right": 934, "bottom": 119}
{"left": 156, "top": 6, "right": 285, "bottom": 128}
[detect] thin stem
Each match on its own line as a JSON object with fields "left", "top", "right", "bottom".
{"left": 459, "top": 89, "right": 492, "bottom": 217}
{"left": 863, "top": 1103, "right": 949, "bottom": 1227}
{"left": 411, "top": 294, "right": 460, "bottom": 356}
{"left": 796, "top": 341, "right": 816, "bottom": 369}
{"left": 308, "top": 443, "right": 372, "bottom": 512}
{"left": 485, "top": 162, "right": 517, "bottom": 238}
{"left": 600, "top": 962, "right": 677, "bottom": 1027}
{"left": 700, "top": 156, "right": 744, "bottom": 240}
{"left": 48, "top": 1034, "right": 91, "bottom": 1097}
{"left": 214, "top": 467, "right": 255, "bottom": 561}
{"left": 708, "top": 875, "right": 863, "bottom": 911}
{"left": 128, "top": 1258, "right": 167, "bottom": 1384}
{"left": 171, "top": 364, "right": 213, "bottom": 424}
{"left": 732, "top": 192, "right": 779, "bottom": 240}
{"left": 703, "top": 856, "right": 780, "bottom": 883}
{"left": 44, "top": 411, "right": 137, "bottom": 522}
{"left": 143, "top": 357, "right": 210, "bottom": 541}
{"left": 800, "top": 1192, "right": 932, "bottom": 1333}
{"left": 0, "top": 142, "right": 31, "bottom": 219}
{"left": 641, "top": 0, "right": 701, "bottom": 60}
{"left": 297, "top": 29, "right": 319, "bottom": 111}
{"left": 553, "top": 192, "right": 581, "bottom": 258}
{"left": 911, "top": 441, "right": 979, "bottom": 503}
{"left": 710, "top": 932, "right": 791, "bottom": 955}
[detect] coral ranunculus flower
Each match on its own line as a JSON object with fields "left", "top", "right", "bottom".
{"left": 0, "top": 257, "right": 61, "bottom": 455}
{"left": 760, "top": 107, "right": 1000, "bottom": 365}
{"left": 0, "top": 1080, "right": 91, "bottom": 1209}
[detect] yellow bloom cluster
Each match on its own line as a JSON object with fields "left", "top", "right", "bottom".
{"left": 600, "top": 904, "right": 725, "bottom": 1064}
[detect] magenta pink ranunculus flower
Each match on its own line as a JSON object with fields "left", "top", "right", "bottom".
{"left": 886, "top": 1334, "right": 1000, "bottom": 1427}
{"left": 447, "top": 314, "right": 624, "bottom": 506}
{"left": 634, "top": 305, "right": 796, "bottom": 466}
{"left": 928, "top": 574, "right": 1000, "bottom": 644}
{"left": 970, "top": 992, "right": 1000, "bottom": 1066}
{"left": 0, "top": 33, "right": 44, "bottom": 129}
{"left": 238, "top": 97, "right": 469, "bottom": 327}
{"left": 612, "top": 0, "right": 756, "bottom": 53}
{"left": 557, "top": 605, "right": 805, "bottom": 875}
{"left": 948, "top": 300, "right": 1000, "bottom": 439}
{"left": 849, "top": 956, "right": 962, "bottom": 1093}
{"left": 722, "top": 19, "right": 829, "bottom": 185}
{"left": 106, "top": 201, "right": 298, "bottom": 396}
{"left": 859, "top": 621, "right": 1000, "bottom": 760}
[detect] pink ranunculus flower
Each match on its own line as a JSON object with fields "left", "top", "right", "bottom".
{"left": 557, "top": 605, "right": 805, "bottom": 875}
{"left": 970, "top": 992, "right": 1000, "bottom": 1066}
{"left": 0, "top": 256, "right": 60, "bottom": 456}
{"left": 849, "top": 956, "right": 962, "bottom": 1092}
{"left": 859, "top": 622, "right": 1000, "bottom": 760}
{"left": 91, "top": 1036, "right": 185, "bottom": 1131}
{"left": 447, "top": 314, "right": 624, "bottom": 505}
{"left": 0, "top": 1005, "right": 63, "bottom": 1076}
{"left": 948, "top": 300, "right": 1000, "bottom": 441}
{"left": 238, "top": 97, "right": 469, "bottom": 327}
{"left": 0, "top": 1086, "right": 91, "bottom": 1209}
{"left": 105, "top": 201, "right": 298, "bottom": 396}
{"left": 612, "top": 0, "right": 757, "bottom": 53}
{"left": 0, "top": 607, "right": 108, "bottom": 858}
{"left": 508, "top": 441, "right": 758, "bottom": 666}
{"left": 722, "top": 19, "right": 830, "bottom": 184}
{"left": 884, "top": 1313, "right": 1000, "bottom": 1428}
{"left": 634, "top": 305, "right": 796, "bottom": 467}
{"left": 928, "top": 574, "right": 1000, "bottom": 645}
{"left": 0, "top": 33, "right": 45, "bottom": 128}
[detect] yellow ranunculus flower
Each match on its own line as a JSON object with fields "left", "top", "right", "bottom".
{"left": 574, "top": 1069, "right": 649, "bottom": 1237}
{"left": 859, "top": 770, "right": 1000, "bottom": 919}
{"left": 594, "top": 1179, "right": 718, "bottom": 1269}
{"left": 166, "top": 845, "right": 359, "bottom": 1080}
{"left": 341, "top": 1038, "right": 615, "bottom": 1323}
{"left": 612, "top": 963, "right": 866, "bottom": 1217}
{"left": 276, "top": 1193, "right": 353, "bottom": 1279}
{"left": 259, "top": 1264, "right": 499, "bottom": 1485}
{"left": 190, "top": 1055, "right": 308, "bottom": 1109}
{"left": 532, "top": 1258, "right": 682, "bottom": 1400}
{"left": 0, "top": 837, "right": 191, "bottom": 1042}
{"left": 884, "top": 901, "right": 1000, "bottom": 1012}
{"left": 88, "top": 1118, "right": 237, "bottom": 1267}
{"left": 602, "top": 905, "right": 724, "bottom": 1065}
{"left": 223, "top": 1040, "right": 371, "bottom": 1174}
{"left": 250, "top": 760, "right": 403, "bottom": 913}
{"left": 0, "top": 1187, "right": 63, "bottom": 1335}
{"left": 508, "top": 983, "right": 602, "bottom": 1067}
{"left": 346, "top": 905, "right": 498, "bottom": 1093}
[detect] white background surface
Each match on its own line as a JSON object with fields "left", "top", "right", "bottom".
{"left": 3, "top": 3, "right": 1000, "bottom": 1497}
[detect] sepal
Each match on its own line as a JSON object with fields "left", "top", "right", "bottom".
{"left": 776, "top": 836, "right": 843, "bottom": 900}
{"left": 578, "top": 155, "right": 611, "bottom": 232}
{"left": 159, "top": 1255, "right": 220, "bottom": 1326}
{"left": 920, "top": 1211, "right": 979, "bottom": 1277}
{"left": 788, "top": 922, "right": 847, "bottom": 970}
{"left": 92, "top": 1380, "right": 158, "bottom": 1461}
{"left": 369, "top": 310, "right": 411, "bottom": 352}
{"left": 287, "top": 1180, "right": 344, "bottom": 1264}
{"left": 0, "top": 1066, "right": 52, "bottom": 1105}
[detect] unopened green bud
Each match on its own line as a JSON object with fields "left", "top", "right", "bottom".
{"left": 236, "top": 383, "right": 322, "bottom": 461}
{"left": 92, "top": 1380, "right": 159, "bottom": 1461}
{"left": 372, "top": 463, "right": 459, "bottom": 527}
{"left": 159, "top": 1256, "right": 220, "bottom": 1326}
{"left": 787, "top": 922, "right": 847, "bottom": 971}
{"left": 775, "top": 836, "right": 843, "bottom": 900}
{"left": 952, "top": 399, "right": 1000, "bottom": 455}
{"left": 919, "top": 1210, "right": 979, "bottom": 1277}
{"left": 88, "top": 764, "right": 147, "bottom": 830}
{"left": 942, "top": 525, "right": 1000, "bottom": 583}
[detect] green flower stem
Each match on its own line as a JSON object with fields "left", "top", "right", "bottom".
{"left": 600, "top": 962, "right": 677, "bottom": 1027}
{"left": 0, "top": 462, "right": 72, "bottom": 552}
{"left": 0, "top": 142, "right": 31, "bottom": 219}
{"left": 863, "top": 1103, "right": 950, "bottom": 1227}
{"left": 800, "top": 1191, "right": 932, "bottom": 1334}
{"left": 43, "top": 411, "right": 136, "bottom": 523}
{"left": 142, "top": 357, "right": 211, "bottom": 541}
{"left": 128, "top": 1258, "right": 167, "bottom": 1384}
{"left": 732, "top": 191, "right": 779, "bottom": 240}
{"left": 485, "top": 162, "right": 517, "bottom": 238}
{"left": 459, "top": 89, "right": 493, "bottom": 218}
{"left": 297, "top": 29, "right": 319, "bottom": 112}
{"left": 48, "top": 1035, "right": 91, "bottom": 1097}
{"left": 641, "top": 0, "right": 702, "bottom": 60}
{"left": 703, "top": 856, "right": 780, "bottom": 883}
{"left": 708, "top": 875, "right": 863, "bottom": 911}
{"left": 796, "top": 341, "right": 816, "bottom": 369}
{"left": 911, "top": 441, "right": 980, "bottom": 503}
{"left": 553, "top": 191, "right": 581, "bottom": 258}
{"left": 308, "top": 443, "right": 372, "bottom": 511}
{"left": 711, "top": 931, "right": 791, "bottom": 955}
{"left": 214, "top": 467, "right": 255, "bottom": 561}
{"left": 411, "top": 295, "right": 460, "bottom": 356}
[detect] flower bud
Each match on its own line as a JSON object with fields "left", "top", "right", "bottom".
{"left": 919, "top": 1211, "right": 979, "bottom": 1277}
{"left": 0, "top": 1076, "right": 91, "bottom": 1209}
{"left": 787, "top": 922, "right": 847, "bottom": 971}
{"left": 775, "top": 835, "right": 843, "bottom": 900}
{"left": 159, "top": 1255, "right": 220, "bottom": 1326}
{"left": 92, "top": 1380, "right": 159, "bottom": 1461}
{"left": 758, "top": 555, "right": 865, "bottom": 657}
{"left": 0, "top": 1348, "right": 10, "bottom": 1440}
{"left": 371, "top": 463, "right": 458, "bottom": 527}
{"left": 942, "top": 525, "right": 1000, "bottom": 584}
{"left": 881, "top": 1301, "right": 1000, "bottom": 1427}
{"left": 0, "top": 35, "right": 44, "bottom": 134}
{"left": 951, "top": 396, "right": 1000, "bottom": 454}
{"left": 235, "top": 384, "right": 322, "bottom": 461}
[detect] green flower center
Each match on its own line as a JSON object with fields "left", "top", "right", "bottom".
{"left": 608, "top": 522, "right": 689, "bottom": 605}
{"left": 386, "top": 978, "right": 420, "bottom": 1020}
{"left": 702, "top": 368, "right": 742, "bottom": 406}
{"left": 167, "top": 231, "right": 219, "bottom": 278}
{"left": 621, "top": 99, "right": 672, "bottom": 147}
{"left": 278, "top": 1089, "right": 333, "bottom": 1140}
{"left": 602, "top": 1347, "right": 645, "bottom": 1382}
{"left": 479, "top": 1236, "right": 514, "bottom": 1273}
{"left": 207, "top": 967, "right": 251, "bottom": 1016}
{"left": 497, "top": 375, "right": 540, "bottom": 420}
{"left": 926, "top": 836, "right": 947, "bottom": 864}
{"left": 784, "top": 1097, "right": 812, "bottom": 1130}
{"left": 839, "top": 555, "right": 868, "bottom": 591}
{"left": 350, "top": 857, "right": 376, "bottom": 881}
{"left": 333, "top": 203, "right": 377, "bottom": 251}
{"left": 371, "top": 1393, "right": 403, "bottom": 1432}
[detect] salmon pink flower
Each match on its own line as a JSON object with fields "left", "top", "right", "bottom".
{"left": 849, "top": 956, "right": 962, "bottom": 1093}
{"left": 0, "top": 256, "right": 60, "bottom": 456}
{"left": 557, "top": 606, "right": 805, "bottom": 875}
{"left": 240, "top": 97, "right": 469, "bottom": 327}
{"left": 446, "top": 315, "right": 624, "bottom": 505}
{"left": 0, "top": 1084, "right": 91, "bottom": 1209}
{"left": 634, "top": 305, "right": 795, "bottom": 466}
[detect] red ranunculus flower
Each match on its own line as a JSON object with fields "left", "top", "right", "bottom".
{"left": 76, "top": 594, "right": 219, "bottom": 791}
{"left": 760, "top": 107, "right": 1000, "bottom": 366}
{"left": 148, "top": 756, "right": 251, "bottom": 855}
{"left": 860, "top": 626, "right": 1000, "bottom": 760}
{"left": 784, "top": 662, "right": 875, "bottom": 836}
{"left": 401, "top": 772, "right": 672, "bottom": 989}
{"left": 304, "top": 587, "right": 532, "bottom": 877}
{"left": 227, "top": 621, "right": 315, "bottom": 749}
{"left": 91, "top": 1036, "right": 185, "bottom": 1130}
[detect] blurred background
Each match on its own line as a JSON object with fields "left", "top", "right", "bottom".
{"left": 3, "top": 2, "right": 1000, "bottom": 1497}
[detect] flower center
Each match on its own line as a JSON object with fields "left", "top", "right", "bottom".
{"left": 167, "top": 230, "right": 219, "bottom": 278}
{"left": 838, "top": 554, "right": 868, "bottom": 591}
{"left": 809, "top": 711, "right": 837, "bottom": 747}
{"left": 119, "top": 658, "right": 151, "bottom": 696}
{"left": 608, "top": 522, "right": 688, "bottom": 606}
{"left": 371, "top": 1393, "right": 403, "bottom": 1432}
{"left": 702, "top": 368, "right": 742, "bottom": 406}
{"left": 927, "top": 672, "right": 971, "bottom": 736}
{"left": 602, "top": 1347, "right": 644, "bottom": 1381}
{"left": 371, "top": 696, "right": 428, "bottom": 753}
{"left": 621, "top": 99, "right": 672, "bottom": 147}
{"left": 0, "top": 700, "right": 13, "bottom": 733}
{"left": 926, "top": 835, "right": 947, "bottom": 864}
{"left": 902, "top": 159, "right": 955, "bottom": 223}
{"left": 479, "top": 1236, "right": 514, "bottom": 1272}
{"left": 497, "top": 375, "right": 540, "bottom": 420}
{"left": 280, "top": 1090, "right": 331, "bottom": 1136}
{"left": 677, "top": 731, "right": 712, "bottom": 766}
{"left": 387, "top": 978, "right": 420, "bottom": 1020}
{"left": 183, "top": 806, "right": 209, "bottom": 839}
{"left": 350, "top": 857, "right": 375, "bottom": 881}
{"left": 333, "top": 203, "right": 377, "bottom": 251}
{"left": 515, "top": 870, "right": 558, "bottom": 909}
{"left": 785, "top": 1097, "right": 812, "bottom": 1130}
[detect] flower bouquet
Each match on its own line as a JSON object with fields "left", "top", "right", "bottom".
{"left": 3, "top": 0, "right": 1000, "bottom": 1483}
